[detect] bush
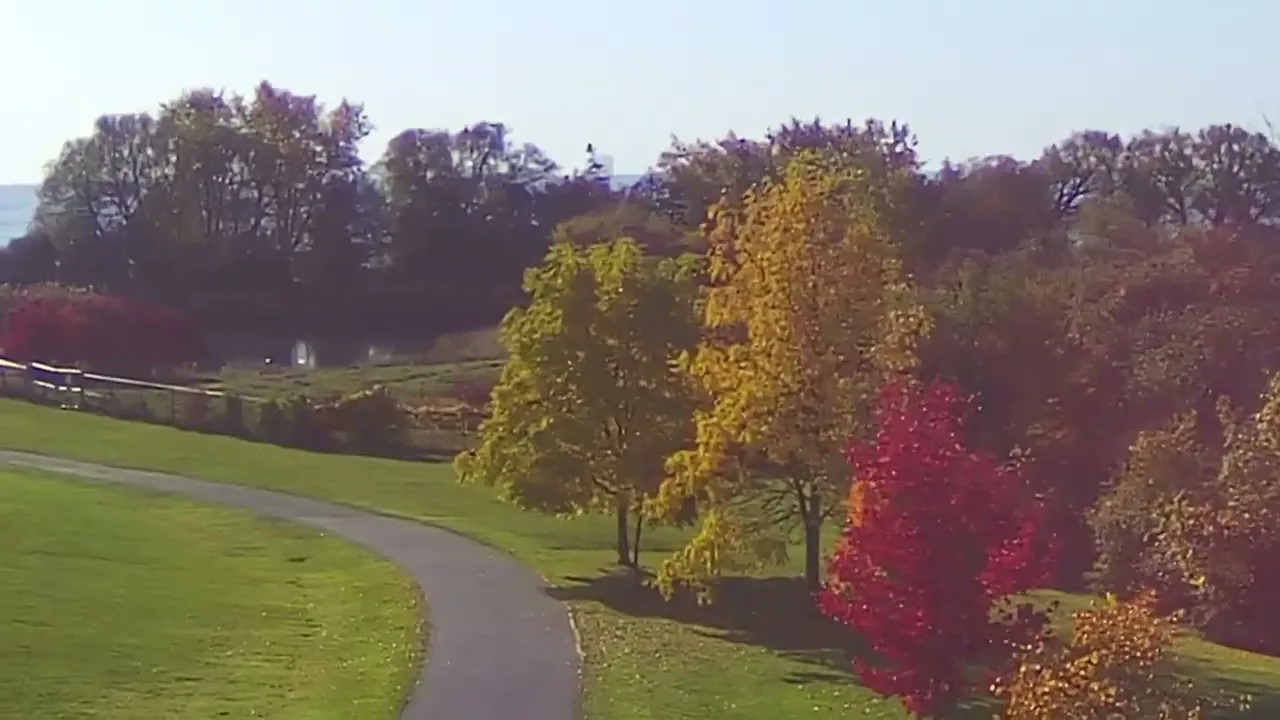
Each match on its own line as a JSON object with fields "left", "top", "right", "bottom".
{"left": 255, "top": 400, "right": 290, "bottom": 445}
{"left": 0, "top": 292, "right": 200, "bottom": 373}
{"left": 0, "top": 283, "right": 92, "bottom": 319}
{"left": 819, "top": 380, "right": 1059, "bottom": 717}
{"left": 249, "top": 395, "right": 328, "bottom": 449}
{"left": 447, "top": 377, "right": 495, "bottom": 409}
{"left": 177, "top": 392, "right": 213, "bottom": 430}
{"left": 287, "top": 395, "right": 329, "bottom": 450}
{"left": 316, "top": 386, "right": 411, "bottom": 454}
{"left": 130, "top": 394, "right": 154, "bottom": 422}
{"left": 222, "top": 394, "right": 248, "bottom": 436}
{"left": 994, "top": 591, "right": 1239, "bottom": 719}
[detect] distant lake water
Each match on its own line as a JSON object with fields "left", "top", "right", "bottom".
{"left": 0, "top": 184, "right": 37, "bottom": 245}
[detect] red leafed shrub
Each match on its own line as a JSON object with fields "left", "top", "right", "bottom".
{"left": 1, "top": 293, "right": 200, "bottom": 373}
{"left": 818, "top": 380, "right": 1059, "bottom": 717}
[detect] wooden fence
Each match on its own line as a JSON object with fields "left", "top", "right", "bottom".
{"left": 0, "top": 356, "right": 480, "bottom": 458}
{"left": 0, "top": 357, "right": 231, "bottom": 425}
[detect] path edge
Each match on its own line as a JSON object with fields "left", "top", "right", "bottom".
{"left": 0, "top": 449, "right": 585, "bottom": 720}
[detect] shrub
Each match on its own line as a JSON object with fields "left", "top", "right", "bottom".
{"left": 256, "top": 392, "right": 330, "bottom": 448}
{"left": 819, "top": 380, "right": 1058, "bottom": 717}
{"left": 130, "top": 394, "right": 154, "bottom": 422}
{"left": 0, "top": 283, "right": 92, "bottom": 319}
{"left": 994, "top": 591, "right": 1240, "bottom": 719}
{"left": 255, "top": 400, "right": 290, "bottom": 445}
{"left": 287, "top": 394, "right": 329, "bottom": 450}
{"left": 0, "top": 292, "right": 200, "bottom": 373}
{"left": 316, "top": 386, "right": 411, "bottom": 454}
{"left": 447, "top": 377, "right": 495, "bottom": 409}
{"left": 177, "top": 392, "right": 212, "bottom": 430}
{"left": 252, "top": 395, "right": 330, "bottom": 450}
{"left": 222, "top": 394, "right": 248, "bottom": 436}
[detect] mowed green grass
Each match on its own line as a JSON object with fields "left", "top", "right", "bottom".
{"left": 0, "top": 464, "right": 422, "bottom": 719}
{"left": 3, "top": 399, "right": 1280, "bottom": 718}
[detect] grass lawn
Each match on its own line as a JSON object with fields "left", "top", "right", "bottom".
{"left": 3, "top": 398, "right": 1280, "bottom": 718}
{"left": 0, "top": 463, "right": 422, "bottom": 719}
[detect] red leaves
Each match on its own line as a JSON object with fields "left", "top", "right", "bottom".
{"left": 1, "top": 293, "right": 200, "bottom": 372}
{"left": 818, "top": 380, "right": 1059, "bottom": 717}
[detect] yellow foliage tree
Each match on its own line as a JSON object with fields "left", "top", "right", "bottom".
{"left": 994, "top": 591, "right": 1244, "bottom": 719}
{"left": 651, "top": 150, "right": 931, "bottom": 598}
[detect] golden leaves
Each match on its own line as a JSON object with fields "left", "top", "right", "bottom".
{"left": 653, "top": 149, "right": 931, "bottom": 599}
{"left": 994, "top": 591, "right": 1234, "bottom": 719}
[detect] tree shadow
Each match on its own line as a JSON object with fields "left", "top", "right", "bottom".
{"left": 546, "top": 569, "right": 861, "bottom": 684}
{"left": 1177, "top": 659, "right": 1280, "bottom": 719}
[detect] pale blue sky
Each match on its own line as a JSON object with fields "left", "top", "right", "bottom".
{"left": 0, "top": 0, "right": 1277, "bottom": 184}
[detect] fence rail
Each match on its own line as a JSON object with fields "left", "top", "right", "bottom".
{"left": 0, "top": 356, "right": 477, "bottom": 459}
{"left": 0, "top": 356, "right": 225, "bottom": 416}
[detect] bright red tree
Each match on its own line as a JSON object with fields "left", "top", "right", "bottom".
{"left": 818, "top": 380, "right": 1058, "bottom": 717}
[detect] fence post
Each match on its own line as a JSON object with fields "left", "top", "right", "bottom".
{"left": 65, "top": 368, "right": 84, "bottom": 410}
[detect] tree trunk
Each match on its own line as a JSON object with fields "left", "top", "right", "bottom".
{"left": 615, "top": 494, "right": 633, "bottom": 566}
{"left": 803, "top": 493, "right": 823, "bottom": 592}
{"left": 631, "top": 504, "right": 644, "bottom": 567}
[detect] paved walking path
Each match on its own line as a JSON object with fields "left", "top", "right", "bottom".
{"left": 0, "top": 450, "right": 581, "bottom": 720}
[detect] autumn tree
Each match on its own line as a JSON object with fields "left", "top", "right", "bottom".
{"left": 1093, "top": 373, "right": 1280, "bottom": 653}
{"left": 641, "top": 117, "right": 918, "bottom": 232}
{"left": 995, "top": 592, "right": 1236, "bottom": 719}
{"left": 551, "top": 200, "right": 696, "bottom": 257}
{"left": 652, "top": 150, "right": 930, "bottom": 598}
{"left": 1035, "top": 129, "right": 1124, "bottom": 218}
{"left": 1120, "top": 124, "right": 1280, "bottom": 228}
{"left": 917, "top": 250, "right": 1124, "bottom": 585}
{"left": 821, "top": 380, "right": 1057, "bottom": 717}
{"left": 914, "top": 156, "right": 1062, "bottom": 266}
{"left": 454, "top": 238, "right": 701, "bottom": 566}
{"left": 374, "top": 122, "right": 576, "bottom": 328}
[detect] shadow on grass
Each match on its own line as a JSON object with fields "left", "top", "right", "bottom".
{"left": 1179, "top": 660, "right": 1280, "bottom": 719}
{"left": 547, "top": 570, "right": 859, "bottom": 685}
{"left": 548, "top": 569, "right": 1014, "bottom": 717}
{"left": 546, "top": 571, "right": 1280, "bottom": 719}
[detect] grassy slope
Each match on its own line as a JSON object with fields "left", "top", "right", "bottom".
{"left": 3, "top": 399, "right": 1280, "bottom": 718}
{"left": 0, "top": 464, "right": 421, "bottom": 719}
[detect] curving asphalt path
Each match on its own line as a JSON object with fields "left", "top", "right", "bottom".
{"left": 0, "top": 450, "right": 581, "bottom": 720}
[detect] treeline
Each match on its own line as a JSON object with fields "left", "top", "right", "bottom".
{"left": 6, "top": 78, "right": 1279, "bottom": 335}
{"left": 453, "top": 120, "right": 1280, "bottom": 716}
{"left": 0, "top": 82, "right": 622, "bottom": 331}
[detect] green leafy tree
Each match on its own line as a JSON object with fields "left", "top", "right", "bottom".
{"left": 455, "top": 238, "right": 701, "bottom": 566}
{"left": 34, "top": 82, "right": 374, "bottom": 309}
{"left": 551, "top": 201, "right": 696, "bottom": 257}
